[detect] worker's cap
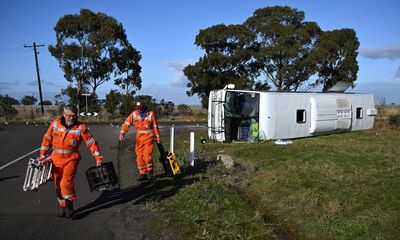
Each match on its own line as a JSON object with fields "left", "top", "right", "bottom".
{"left": 135, "top": 102, "right": 144, "bottom": 109}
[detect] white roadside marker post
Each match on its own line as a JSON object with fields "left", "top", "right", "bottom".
{"left": 189, "top": 132, "right": 195, "bottom": 167}
{"left": 170, "top": 125, "right": 174, "bottom": 153}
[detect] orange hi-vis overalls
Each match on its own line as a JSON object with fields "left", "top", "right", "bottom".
{"left": 120, "top": 110, "right": 160, "bottom": 175}
{"left": 40, "top": 118, "right": 103, "bottom": 207}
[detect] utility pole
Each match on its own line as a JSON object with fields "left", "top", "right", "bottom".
{"left": 82, "top": 93, "right": 91, "bottom": 114}
{"left": 24, "top": 42, "right": 45, "bottom": 113}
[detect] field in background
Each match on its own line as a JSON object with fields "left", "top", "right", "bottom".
{"left": 376, "top": 103, "right": 400, "bottom": 116}
{"left": 1, "top": 104, "right": 207, "bottom": 123}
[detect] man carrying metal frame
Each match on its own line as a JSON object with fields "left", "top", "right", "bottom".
{"left": 38, "top": 105, "right": 103, "bottom": 218}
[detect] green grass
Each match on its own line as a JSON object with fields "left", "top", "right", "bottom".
{"left": 147, "top": 178, "right": 276, "bottom": 239}
{"left": 143, "top": 128, "right": 400, "bottom": 239}
{"left": 229, "top": 130, "right": 400, "bottom": 239}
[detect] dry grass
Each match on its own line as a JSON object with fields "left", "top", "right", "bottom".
{"left": 376, "top": 104, "right": 400, "bottom": 117}
{"left": 3, "top": 104, "right": 207, "bottom": 123}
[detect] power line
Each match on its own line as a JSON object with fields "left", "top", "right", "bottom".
{"left": 24, "top": 42, "right": 45, "bottom": 114}
{"left": 0, "top": 15, "right": 48, "bottom": 50}
{"left": 0, "top": 14, "right": 36, "bottom": 40}
{"left": 0, "top": 32, "right": 22, "bottom": 48}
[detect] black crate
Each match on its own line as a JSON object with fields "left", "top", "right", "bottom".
{"left": 85, "top": 162, "right": 118, "bottom": 192}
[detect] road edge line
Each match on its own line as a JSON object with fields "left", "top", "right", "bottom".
{"left": 0, "top": 148, "right": 40, "bottom": 170}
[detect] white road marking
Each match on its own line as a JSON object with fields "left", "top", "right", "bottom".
{"left": 0, "top": 148, "right": 40, "bottom": 170}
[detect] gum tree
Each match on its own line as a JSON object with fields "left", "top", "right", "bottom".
{"left": 313, "top": 29, "right": 359, "bottom": 92}
{"left": 49, "top": 9, "right": 141, "bottom": 112}
{"left": 184, "top": 24, "right": 256, "bottom": 107}
{"left": 244, "top": 6, "right": 321, "bottom": 91}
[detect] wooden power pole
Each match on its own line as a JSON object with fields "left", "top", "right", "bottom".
{"left": 24, "top": 42, "right": 45, "bottom": 113}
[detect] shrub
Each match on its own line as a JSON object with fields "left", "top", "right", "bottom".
{"left": 388, "top": 114, "right": 400, "bottom": 126}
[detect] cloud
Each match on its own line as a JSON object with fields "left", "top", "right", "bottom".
{"left": 359, "top": 45, "right": 400, "bottom": 60}
{"left": 0, "top": 79, "right": 20, "bottom": 91}
{"left": 0, "top": 81, "right": 11, "bottom": 90}
{"left": 28, "top": 79, "right": 56, "bottom": 87}
{"left": 0, "top": 90, "right": 62, "bottom": 103}
{"left": 165, "top": 60, "right": 194, "bottom": 87}
{"left": 45, "top": 81, "right": 55, "bottom": 86}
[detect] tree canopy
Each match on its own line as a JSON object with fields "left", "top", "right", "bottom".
{"left": 0, "top": 94, "right": 19, "bottom": 120}
{"left": 244, "top": 6, "right": 321, "bottom": 92}
{"left": 49, "top": 8, "right": 141, "bottom": 112}
{"left": 104, "top": 89, "right": 122, "bottom": 115}
{"left": 113, "top": 44, "right": 142, "bottom": 95}
{"left": 158, "top": 99, "right": 175, "bottom": 117}
{"left": 177, "top": 104, "right": 193, "bottom": 115}
{"left": 313, "top": 29, "right": 359, "bottom": 92}
{"left": 54, "top": 85, "right": 81, "bottom": 106}
{"left": 21, "top": 95, "right": 38, "bottom": 105}
{"left": 184, "top": 24, "right": 257, "bottom": 107}
{"left": 184, "top": 6, "right": 359, "bottom": 107}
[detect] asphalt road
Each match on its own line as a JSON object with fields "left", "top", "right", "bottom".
{"left": 0, "top": 122, "right": 207, "bottom": 240}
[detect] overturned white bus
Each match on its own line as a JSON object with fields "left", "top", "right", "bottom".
{"left": 208, "top": 84, "right": 377, "bottom": 142}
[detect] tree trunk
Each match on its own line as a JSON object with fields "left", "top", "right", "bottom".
{"left": 76, "top": 88, "right": 82, "bottom": 114}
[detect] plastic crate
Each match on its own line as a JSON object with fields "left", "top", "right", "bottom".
{"left": 85, "top": 162, "right": 118, "bottom": 192}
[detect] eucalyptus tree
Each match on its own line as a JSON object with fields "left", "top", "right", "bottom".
{"left": 312, "top": 29, "right": 359, "bottom": 92}
{"left": 184, "top": 24, "right": 256, "bottom": 107}
{"left": 21, "top": 95, "right": 37, "bottom": 105}
{"left": 54, "top": 85, "right": 82, "bottom": 106}
{"left": 158, "top": 99, "right": 175, "bottom": 117}
{"left": 177, "top": 104, "right": 193, "bottom": 115}
{"left": 185, "top": 5, "right": 360, "bottom": 107}
{"left": 0, "top": 94, "right": 19, "bottom": 120}
{"left": 104, "top": 89, "right": 122, "bottom": 116}
{"left": 49, "top": 9, "right": 140, "bottom": 112}
{"left": 113, "top": 44, "right": 142, "bottom": 96}
{"left": 185, "top": 6, "right": 321, "bottom": 107}
{"left": 244, "top": 6, "right": 321, "bottom": 91}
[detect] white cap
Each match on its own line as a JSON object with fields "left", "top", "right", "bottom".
{"left": 135, "top": 102, "right": 144, "bottom": 109}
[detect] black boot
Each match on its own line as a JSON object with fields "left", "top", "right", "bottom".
{"left": 65, "top": 200, "right": 74, "bottom": 218}
{"left": 59, "top": 207, "right": 66, "bottom": 217}
{"left": 146, "top": 171, "right": 153, "bottom": 180}
{"left": 137, "top": 174, "right": 147, "bottom": 181}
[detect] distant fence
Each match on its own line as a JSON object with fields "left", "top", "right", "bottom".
{"left": 11, "top": 105, "right": 61, "bottom": 121}
{"left": 3, "top": 104, "right": 207, "bottom": 122}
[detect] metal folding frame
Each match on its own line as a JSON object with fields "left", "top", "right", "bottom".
{"left": 23, "top": 157, "right": 52, "bottom": 191}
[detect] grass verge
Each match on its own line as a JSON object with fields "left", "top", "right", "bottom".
{"left": 142, "top": 128, "right": 400, "bottom": 239}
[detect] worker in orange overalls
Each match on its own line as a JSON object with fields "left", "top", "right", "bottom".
{"left": 39, "top": 105, "right": 103, "bottom": 218}
{"left": 119, "top": 102, "right": 161, "bottom": 181}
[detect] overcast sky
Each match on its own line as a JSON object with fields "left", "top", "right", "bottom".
{"left": 0, "top": 0, "right": 399, "bottom": 104}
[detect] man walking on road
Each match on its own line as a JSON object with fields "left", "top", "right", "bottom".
{"left": 39, "top": 105, "right": 103, "bottom": 218}
{"left": 119, "top": 102, "right": 161, "bottom": 181}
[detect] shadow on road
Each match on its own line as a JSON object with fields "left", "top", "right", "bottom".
{"left": 0, "top": 175, "right": 20, "bottom": 182}
{"left": 73, "top": 158, "right": 214, "bottom": 220}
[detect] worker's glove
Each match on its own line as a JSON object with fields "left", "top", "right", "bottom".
{"left": 119, "top": 134, "right": 124, "bottom": 141}
{"left": 96, "top": 159, "right": 103, "bottom": 167}
{"left": 37, "top": 155, "right": 51, "bottom": 162}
